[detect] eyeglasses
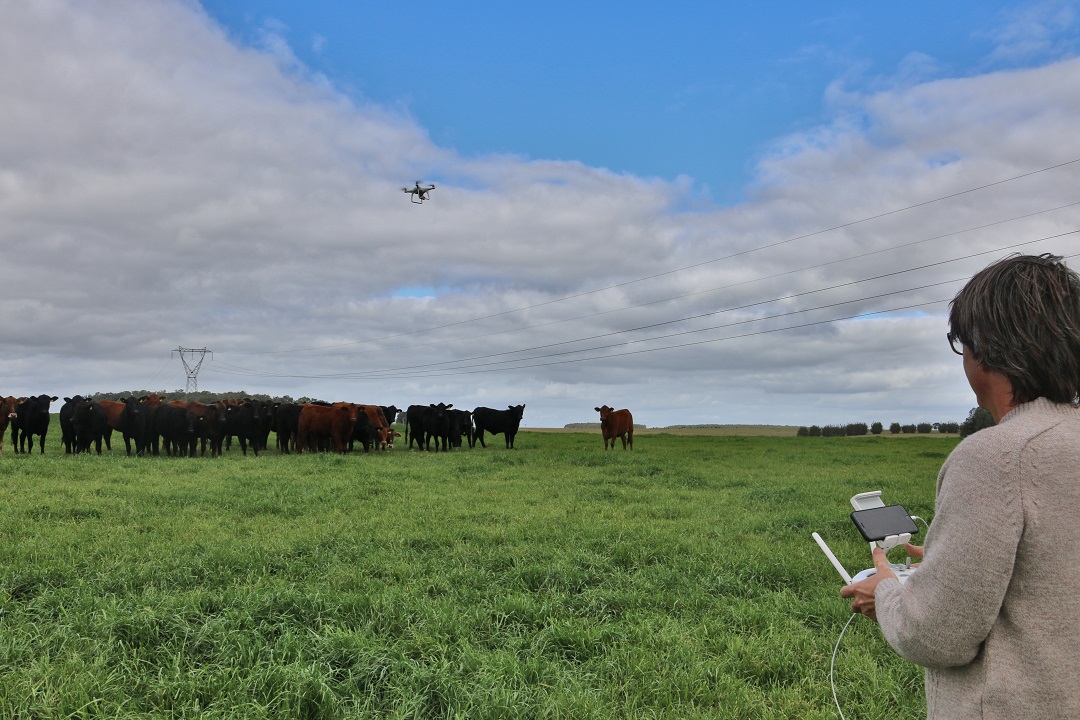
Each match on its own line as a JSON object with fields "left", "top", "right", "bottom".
{"left": 946, "top": 332, "right": 965, "bottom": 356}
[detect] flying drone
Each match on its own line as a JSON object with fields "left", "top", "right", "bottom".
{"left": 402, "top": 180, "right": 435, "bottom": 204}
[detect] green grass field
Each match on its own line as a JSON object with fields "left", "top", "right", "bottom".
{"left": 0, "top": 427, "right": 955, "bottom": 719}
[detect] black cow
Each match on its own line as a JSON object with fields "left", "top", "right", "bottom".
{"left": 405, "top": 403, "right": 454, "bottom": 451}
{"left": 472, "top": 405, "right": 526, "bottom": 449}
{"left": 380, "top": 405, "right": 402, "bottom": 426}
{"left": 59, "top": 395, "right": 86, "bottom": 453}
{"left": 156, "top": 404, "right": 197, "bottom": 457}
{"left": 256, "top": 400, "right": 276, "bottom": 452}
{"left": 274, "top": 403, "right": 303, "bottom": 453}
{"left": 117, "top": 397, "right": 150, "bottom": 453}
{"left": 448, "top": 409, "right": 474, "bottom": 448}
{"left": 12, "top": 394, "right": 57, "bottom": 454}
{"left": 222, "top": 400, "right": 261, "bottom": 456}
{"left": 350, "top": 410, "right": 376, "bottom": 452}
{"left": 135, "top": 394, "right": 164, "bottom": 456}
{"left": 72, "top": 399, "right": 111, "bottom": 454}
{"left": 175, "top": 401, "right": 226, "bottom": 457}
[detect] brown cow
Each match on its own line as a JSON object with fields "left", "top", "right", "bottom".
{"left": 98, "top": 399, "right": 130, "bottom": 453}
{"left": 0, "top": 396, "right": 18, "bottom": 457}
{"left": 359, "top": 405, "right": 391, "bottom": 449}
{"left": 595, "top": 405, "right": 634, "bottom": 450}
{"left": 297, "top": 403, "right": 360, "bottom": 454}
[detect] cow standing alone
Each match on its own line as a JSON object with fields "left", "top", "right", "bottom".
{"left": 472, "top": 405, "right": 525, "bottom": 449}
{"left": 595, "top": 405, "right": 633, "bottom": 450}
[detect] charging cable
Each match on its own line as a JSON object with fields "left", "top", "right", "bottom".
{"left": 830, "top": 612, "right": 859, "bottom": 720}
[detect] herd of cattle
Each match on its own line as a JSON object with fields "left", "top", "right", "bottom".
{"left": 0, "top": 394, "right": 539, "bottom": 457}
{"left": 1, "top": 395, "right": 637, "bottom": 457}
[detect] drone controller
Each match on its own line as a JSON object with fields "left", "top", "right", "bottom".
{"left": 812, "top": 491, "right": 921, "bottom": 585}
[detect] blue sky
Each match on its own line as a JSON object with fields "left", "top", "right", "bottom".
{"left": 200, "top": 1, "right": 1070, "bottom": 202}
{"left": 4, "top": 1, "right": 1080, "bottom": 427}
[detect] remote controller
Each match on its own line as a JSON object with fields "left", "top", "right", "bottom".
{"left": 813, "top": 491, "right": 921, "bottom": 585}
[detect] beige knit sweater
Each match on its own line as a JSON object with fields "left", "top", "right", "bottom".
{"left": 876, "top": 397, "right": 1080, "bottom": 719}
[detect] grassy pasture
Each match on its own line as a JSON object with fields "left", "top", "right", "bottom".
{"left": 0, "top": 425, "right": 955, "bottom": 719}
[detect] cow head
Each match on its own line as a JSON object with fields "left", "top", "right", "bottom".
{"left": 595, "top": 405, "right": 613, "bottom": 421}
{"left": 121, "top": 395, "right": 141, "bottom": 418}
{"left": 140, "top": 393, "right": 163, "bottom": 408}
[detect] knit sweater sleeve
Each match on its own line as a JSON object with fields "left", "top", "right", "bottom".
{"left": 875, "top": 429, "right": 1023, "bottom": 668}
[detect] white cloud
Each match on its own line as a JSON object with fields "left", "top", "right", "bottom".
{"left": 982, "top": 0, "right": 1080, "bottom": 65}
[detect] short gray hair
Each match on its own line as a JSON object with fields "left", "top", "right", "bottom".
{"left": 949, "top": 253, "right": 1080, "bottom": 405}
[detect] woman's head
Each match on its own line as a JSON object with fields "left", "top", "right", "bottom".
{"left": 949, "top": 253, "right": 1080, "bottom": 405}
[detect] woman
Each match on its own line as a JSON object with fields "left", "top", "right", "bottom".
{"left": 841, "top": 253, "right": 1080, "bottom": 719}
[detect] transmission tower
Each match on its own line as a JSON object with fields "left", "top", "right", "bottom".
{"left": 173, "top": 347, "right": 212, "bottom": 393}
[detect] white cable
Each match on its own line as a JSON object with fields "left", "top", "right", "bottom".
{"left": 830, "top": 612, "right": 860, "bottom": 720}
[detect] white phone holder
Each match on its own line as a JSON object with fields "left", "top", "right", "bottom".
{"left": 849, "top": 491, "right": 912, "bottom": 553}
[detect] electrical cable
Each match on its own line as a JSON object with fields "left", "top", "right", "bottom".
{"left": 308, "top": 231, "right": 1070, "bottom": 375}
{"left": 207, "top": 296, "right": 951, "bottom": 381}
{"left": 204, "top": 233, "right": 1078, "bottom": 381}
{"left": 233, "top": 161, "right": 1080, "bottom": 357}
{"left": 831, "top": 613, "right": 860, "bottom": 720}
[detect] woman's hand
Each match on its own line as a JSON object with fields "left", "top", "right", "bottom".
{"left": 839, "top": 547, "right": 896, "bottom": 623}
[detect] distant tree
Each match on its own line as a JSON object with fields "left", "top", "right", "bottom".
{"left": 959, "top": 407, "right": 996, "bottom": 437}
{"left": 902, "top": 424, "right": 917, "bottom": 434}
{"left": 797, "top": 427, "right": 809, "bottom": 437}
{"left": 846, "top": 423, "right": 868, "bottom": 436}
{"left": 939, "top": 422, "right": 960, "bottom": 434}
{"left": 870, "top": 422, "right": 883, "bottom": 435}
{"left": 917, "top": 423, "right": 933, "bottom": 434}
{"left": 890, "top": 422, "right": 901, "bottom": 434}
{"left": 808, "top": 425, "right": 822, "bottom": 437}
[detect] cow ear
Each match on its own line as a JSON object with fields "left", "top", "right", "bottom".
{"left": 595, "top": 407, "right": 601, "bottom": 412}
{"left": 447, "top": 404, "right": 453, "bottom": 410}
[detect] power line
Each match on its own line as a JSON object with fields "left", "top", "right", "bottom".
{"left": 235, "top": 157, "right": 1080, "bottom": 357}
{"left": 236, "top": 199, "right": 1080, "bottom": 362}
{"left": 206, "top": 231, "right": 1078, "bottom": 381}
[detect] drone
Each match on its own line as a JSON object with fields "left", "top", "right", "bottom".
{"left": 402, "top": 180, "right": 435, "bottom": 204}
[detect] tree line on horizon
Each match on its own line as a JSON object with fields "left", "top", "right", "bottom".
{"left": 797, "top": 407, "right": 995, "bottom": 438}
